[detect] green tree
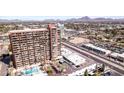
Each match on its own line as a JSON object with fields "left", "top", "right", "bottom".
{"left": 101, "top": 64, "right": 105, "bottom": 72}
{"left": 84, "top": 69, "right": 88, "bottom": 76}
{"left": 46, "top": 66, "right": 53, "bottom": 76}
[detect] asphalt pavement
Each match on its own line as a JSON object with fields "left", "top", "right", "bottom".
{"left": 62, "top": 42, "right": 124, "bottom": 75}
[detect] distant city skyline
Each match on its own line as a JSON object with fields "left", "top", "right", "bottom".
{"left": 0, "top": 16, "right": 124, "bottom": 20}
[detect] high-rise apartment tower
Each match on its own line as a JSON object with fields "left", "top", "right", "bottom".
{"left": 9, "top": 24, "right": 61, "bottom": 69}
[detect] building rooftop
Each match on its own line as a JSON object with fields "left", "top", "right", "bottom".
{"left": 61, "top": 48, "right": 86, "bottom": 66}
{"left": 68, "top": 64, "right": 96, "bottom": 76}
{"left": 118, "top": 53, "right": 124, "bottom": 58}
{"left": 110, "top": 52, "right": 124, "bottom": 58}
{"left": 66, "top": 53, "right": 86, "bottom": 66}
{"left": 110, "top": 52, "right": 119, "bottom": 57}
{"left": 64, "top": 28, "right": 76, "bottom": 32}
{"left": 84, "top": 43, "right": 111, "bottom": 54}
{"left": 9, "top": 28, "right": 48, "bottom": 33}
{"left": 61, "top": 48, "right": 72, "bottom": 55}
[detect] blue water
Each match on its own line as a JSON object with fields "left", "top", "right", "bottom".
{"left": 22, "top": 67, "right": 39, "bottom": 75}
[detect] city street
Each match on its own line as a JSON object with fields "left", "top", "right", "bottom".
{"left": 62, "top": 42, "right": 124, "bottom": 75}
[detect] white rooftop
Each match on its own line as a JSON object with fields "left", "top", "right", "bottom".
{"left": 68, "top": 64, "right": 96, "bottom": 76}
{"left": 64, "top": 28, "right": 76, "bottom": 32}
{"left": 84, "top": 43, "right": 111, "bottom": 54}
{"left": 110, "top": 52, "right": 119, "bottom": 57}
{"left": 110, "top": 52, "right": 124, "bottom": 58}
{"left": 9, "top": 28, "right": 48, "bottom": 33}
{"left": 62, "top": 48, "right": 86, "bottom": 66}
{"left": 61, "top": 48, "right": 72, "bottom": 56}
{"left": 66, "top": 53, "right": 86, "bottom": 66}
{"left": 122, "top": 53, "right": 124, "bottom": 56}
{"left": 118, "top": 53, "right": 124, "bottom": 58}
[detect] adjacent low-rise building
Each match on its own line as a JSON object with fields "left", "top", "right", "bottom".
{"left": 82, "top": 43, "right": 111, "bottom": 55}
{"left": 61, "top": 48, "right": 86, "bottom": 67}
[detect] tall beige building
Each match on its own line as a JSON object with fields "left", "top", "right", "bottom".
{"left": 9, "top": 24, "right": 61, "bottom": 69}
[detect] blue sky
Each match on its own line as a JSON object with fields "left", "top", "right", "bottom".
{"left": 0, "top": 16, "right": 124, "bottom": 20}
{"left": 0, "top": 16, "right": 80, "bottom": 20}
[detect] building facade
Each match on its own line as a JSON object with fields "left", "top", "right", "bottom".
{"left": 9, "top": 25, "right": 61, "bottom": 69}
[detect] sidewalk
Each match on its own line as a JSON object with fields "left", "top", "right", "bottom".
{"left": 0, "top": 62, "right": 2, "bottom": 75}
{"left": 0, "top": 62, "right": 8, "bottom": 76}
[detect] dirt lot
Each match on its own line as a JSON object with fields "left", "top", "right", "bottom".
{"left": 69, "top": 37, "right": 90, "bottom": 44}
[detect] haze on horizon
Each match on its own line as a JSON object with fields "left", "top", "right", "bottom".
{"left": 0, "top": 16, "right": 124, "bottom": 21}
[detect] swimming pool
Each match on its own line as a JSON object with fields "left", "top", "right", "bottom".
{"left": 21, "top": 67, "right": 40, "bottom": 76}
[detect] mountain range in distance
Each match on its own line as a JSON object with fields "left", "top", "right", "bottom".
{"left": 1, "top": 16, "right": 124, "bottom": 23}
{"left": 65, "top": 16, "right": 124, "bottom": 22}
